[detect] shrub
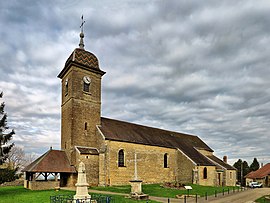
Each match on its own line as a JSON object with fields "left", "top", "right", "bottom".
{"left": 0, "top": 168, "right": 17, "bottom": 184}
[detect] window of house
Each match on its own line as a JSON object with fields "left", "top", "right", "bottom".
{"left": 230, "top": 172, "right": 232, "bottom": 179}
{"left": 203, "top": 167, "right": 207, "bottom": 179}
{"left": 118, "top": 149, "right": 125, "bottom": 167}
{"left": 164, "top": 153, "right": 168, "bottom": 168}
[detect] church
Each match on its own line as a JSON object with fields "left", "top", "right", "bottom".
{"left": 23, "top": 27, "right": 236, "bottom": 190}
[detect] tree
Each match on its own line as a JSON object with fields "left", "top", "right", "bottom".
{"left": 0, "top": 92, "right": 15, "bottom": 165}
{"left": 6, "top": 146, "right": 38, "bottom": 172}
{"left": 242, "top": 161, "right": 250, "bottom": 177}
{"left": 250, "top": 158, "right": 260, "bottom": 172}
{"left": 233, "top": 159, "right": 250, "bottom": 186}
{"left": 6, "top": 146, "right": 25, "bottom": 171}
{"left": 233, "top": 159, "right": 242, "bottom": 184}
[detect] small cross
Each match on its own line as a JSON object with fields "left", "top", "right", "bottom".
{"left": 80, "top": 15, "right": 86, "bottom": 33}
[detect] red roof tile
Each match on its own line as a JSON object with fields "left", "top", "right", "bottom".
{"left": 245, "top": 163, "right": 270, "bottom": 179}
{"left": 22, "top": 149, "right": 76, "bottom": 173}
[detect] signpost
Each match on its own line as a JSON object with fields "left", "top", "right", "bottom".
{"left": 184, "top": 186, "right": 192, "bottom": 197}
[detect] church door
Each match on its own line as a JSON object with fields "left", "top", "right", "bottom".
{"left": 217, "top": 173, "right": 221, "bottom": 186}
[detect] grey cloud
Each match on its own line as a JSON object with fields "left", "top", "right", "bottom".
{"left": 0, "top": 0, "right": 269, "bottom": 165}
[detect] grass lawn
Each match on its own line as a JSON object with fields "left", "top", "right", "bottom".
{"left": 0, "top": 186, "right": 159, "bottom": 203}
{"left": 255, "top": 195, "right": 270, "bottom": 203}
{"left": 91, "top": 183, "right": 239, "bottom": 198}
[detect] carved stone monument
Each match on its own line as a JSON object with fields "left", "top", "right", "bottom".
{"left": 74, "top": 162, "right": 91, "bottom": 201}
{"left": 129, "top": 153, "right": 149, "bottom": 200}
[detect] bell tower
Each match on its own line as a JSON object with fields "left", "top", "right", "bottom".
{"left": 58, "top": 20, "right": 105, "bottom": 165}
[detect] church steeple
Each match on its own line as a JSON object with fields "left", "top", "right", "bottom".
{"left": 79, "top": 15, "right": 85, "bottom": 49}
{"left": 58, "top": 17, "right": 105, "bottom": 165}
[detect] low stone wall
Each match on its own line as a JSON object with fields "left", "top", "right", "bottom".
{"left": 0, "top": 179, "right": 24, "bottom": 187}
{"left": 27, "top": 180, "right": 60, "bottom": 190}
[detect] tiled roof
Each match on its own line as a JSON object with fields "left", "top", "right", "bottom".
{"left": 58, "top": 48, "right": 105, "bottom": 79}
{"left": 99, "top": 117, "right": 215, "bottom": 166}
{"left": 66, "top": 48, "right": 99, "bottom": 70}
{"left": 76, "top": 146, "right": 99, "bottom": 155}
{"left": 245, "top": 163, "right": 270, "bottom": 179}
{"left": 22, "top": 149, "right": 76, "bottom": 173}
{"left": 206, "top": 155, "right": 236, "bottom": 170}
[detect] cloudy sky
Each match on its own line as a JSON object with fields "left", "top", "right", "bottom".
{"left": 0, "top": 0, "right": 269, "bottom": 165}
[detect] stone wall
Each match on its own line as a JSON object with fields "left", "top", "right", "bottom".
{"left": 224, "top": 170, "right": 236, "bottom": 186}
{"left": 60, "top": 65, "right": 102, "bottom": 165}
{"left": 102, "top": 140, "right": 178, "bottom": 185}
{"left": 175, "top": 149, "right": 196, "bottom": 183}
{"left": 27, "top": 180, "right": 60, "bottom": 190}
{"left": 197, "top": 166, "right": 216, "bottom": 186}
{"left": 76, "top": 152, "right": 99, "bottom": 186}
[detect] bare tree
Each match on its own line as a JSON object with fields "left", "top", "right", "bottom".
{"left": 24, "top": 152, "right": 38, "bottom": 167}
{"left": 6, "top": 146, "right": 25, "bottom": 170}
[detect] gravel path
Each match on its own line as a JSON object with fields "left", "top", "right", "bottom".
{"left": 63, "top": 187, "right": 270, "bottom": 203}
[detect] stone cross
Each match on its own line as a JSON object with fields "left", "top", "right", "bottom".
{"left": 127, "top": 152, "right": 142, "bottom": 180}
{"left": 134, "top": 153, "right": 138, "bottom": 180}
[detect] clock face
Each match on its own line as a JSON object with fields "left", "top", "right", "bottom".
{"left": 83, "top": 76, "right": 91, "bottom": 84}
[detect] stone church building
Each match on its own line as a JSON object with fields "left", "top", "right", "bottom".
{"left": 23, "top": 29, "right": 236, "bottom": 190}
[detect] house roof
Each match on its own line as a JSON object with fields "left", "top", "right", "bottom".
{"left": 245, "top": 163, "right": 270, "bottom": 179}
{"left": 75, "top": 146, "right": 99, "bottom": 155}
{"left": 22, "top": 149, "right": 76, "bottom": 173}
{"left": 206, "top": 155, "right": 236, "bottom": 170}
{"left": 99, "top": 117, "right": 215, "bottom": 166}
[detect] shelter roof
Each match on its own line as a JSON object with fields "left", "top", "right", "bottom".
{"left": 245, "top": 163, "right": 270, "bottom": 179}
{"left": 22, "top": 149, "right": 76, "bottom": 173}
{"left": 99, "top": 117, "right": 215, "bottom": 166}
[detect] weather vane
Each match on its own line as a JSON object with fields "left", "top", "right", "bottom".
{"left": 80, "top": 15, "right": 86, "bottom": 33}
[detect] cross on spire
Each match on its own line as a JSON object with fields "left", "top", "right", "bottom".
{"left": 79, "top": 15, "right": 85, "bottom": 49}
{"left": 80, "top": 15, "right": 86, "bottom": 33}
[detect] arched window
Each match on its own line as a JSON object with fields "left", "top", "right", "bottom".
{"left": 118, "top": 149, "right": 125, "bottom": 167}
{"left": 83, "top": 82, "right": 90, "bottom": 92}
{"left": 203, "top": 167, "right": 207, "bottom": 179}
{"left": 164, "top": 153, "right": 168, "bottom": 168}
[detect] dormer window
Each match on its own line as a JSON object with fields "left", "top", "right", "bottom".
{"left": 83, "top": 76, "right": 91, "bottom": 92}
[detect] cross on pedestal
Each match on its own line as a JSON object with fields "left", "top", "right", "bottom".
{"left": 128, "top": 152, "right": 149, "bottom": 200}
{"left": 127, "top": 151, "right": 142, "bottom": 180}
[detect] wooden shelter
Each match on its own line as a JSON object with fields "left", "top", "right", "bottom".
{"left": 22, "top": 148, "right": 76, "bottom": 190}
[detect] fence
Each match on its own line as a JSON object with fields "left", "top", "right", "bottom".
{"left": 166, "top": 187, "right": 249, "bottom": 203}
{"left": 50, "top": 194, "right": 114, "bottom": 203}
